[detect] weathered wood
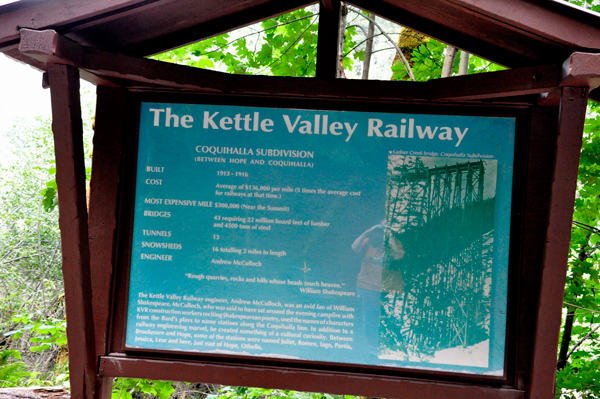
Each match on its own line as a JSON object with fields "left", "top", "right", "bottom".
{"left": 430, "top": 64, "right": 562, "bottom": 101}
{"left": 0, "top": 0, "right": 162, "bottom": 52}
{"left": 17, "top": 29, "right": 572, "bottom": 104}
{"left": 315, "top": 0, "right": 341, "bottom": 79}
{"left": 99, "top": 356, "right": 525, "bottom": 399}
{"left": 512, "top": 105, "right": 560, "bottom": 391}
{"left": 18, "top": 29, "right": 432, "bottom": 100}
{"left": 351, "top": 0, "right": 565, "bottom": 68}
{"left": 120, "top": 0, "right": 313, "bottom": 56}
{"left": 0, "top": 387, "right": 70, "bottom": 399}
{"left": 47, "top": 63, "right": 97, "bottom": 399}
{"left": 4, "top": 0, "right": 600, "bottom": 69}
{"left": 320, "top": 0, "right": 333, "bottom": 10}
{"left": 1, "top": 0, "right": 314, "bottom": 55}
{"left": 17, "top": 29, "right": 118, "bottom": 87}
{"left": 561, "top": 52, "right": 600, "bottom": 90}
{"left": 527, "top": 87, "right": 588, "bottom": 399}
{"left": 88, "top": 86, "right": 129, "bottom": 399}
{"left": 442, "top": 0, "right": 600, "bottom": 49}
{"left": 89, "top": 86, "right": 127, "bottom": 359}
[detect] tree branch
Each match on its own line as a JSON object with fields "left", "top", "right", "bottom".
{"left": 573, "top": 220, "right": 600, "bottom": 236}
{"left": 194, "top": 13, "right": 317, "bottom": 57}
{"left": 347, "top": 7, "right": 415, "bottom": 81}
{"left": 361, "top": 13, "right": 375, "bottom": 80}
{"left": 565, "top": 323, "right": 600, "bottom": 361}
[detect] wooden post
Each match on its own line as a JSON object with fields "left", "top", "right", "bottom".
{"left": 315, "top": 0, "right": 341, "bottom": 79}
{"left": 88, "top": 86, "right": 128, "bottom": 399}
{"left": 528, "top": 86, "right": 588, "bottom": 399}
{"left": 47, "top": 63, "right": 97, "bottom": 399}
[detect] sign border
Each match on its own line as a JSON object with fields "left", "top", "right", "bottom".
{"left": 99, "top": 89, "right": 542, "bottom": 395}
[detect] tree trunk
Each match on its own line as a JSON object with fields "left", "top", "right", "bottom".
{"left": 458, "top": 50, "right": 469, "bottom": 76}
{"left": 361, "top": 12, "right": 375, "bottom": 80}
{"left": 557, "top": 306, "right": 576, "bottom": 370}
{"left": 336, "top": 2, "right": 348, "bottom": 78}
{"left": 441, "top": 45, "right": 458, "bottom": 78}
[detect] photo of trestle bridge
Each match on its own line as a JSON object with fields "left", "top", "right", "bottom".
{"left": 379, "top": 155, "right": 496, "bottom": 362}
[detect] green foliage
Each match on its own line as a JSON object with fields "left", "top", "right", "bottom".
{"left": 38, "top": 165, "right": 91, "bottom": 213}
{"left": 0, "top": 117, "right": 63, "bottom": 329}
{"left": 565, "top": 0, "right": 600, "bottom": 13}
{"left": 10, "top": 313, "right": 67, "bottom": 352}
{"left": 153, "top": 7, "right": 321, "bottom": 77}
{"left": 391, "top": 38, "right": 506, "bottom": 82}
{"left": 112, "top": 378, "right": 175, "bottom": 399}
{"left": 0, "top": 350, "right": 31, "bottom": 388}
{"left": 153, "top": 5, "right": 360, "bottom": 78}
{"left": 0, "top": 88, "right": 93, "bottom": 386}
{"left": 557, "top": 354, "right": 600, "bottom": 398}
{"left": 38, "top": 165, "right": 57, "bottom": 212}
{"left": 208, "top": 386, "right": 352, "bottom": 399}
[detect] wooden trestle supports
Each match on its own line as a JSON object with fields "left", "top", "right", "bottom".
{"left": 19, "top": 26, "right": 600, "bottom": 399}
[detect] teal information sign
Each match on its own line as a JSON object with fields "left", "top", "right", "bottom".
{"left": 126, "top": 102, "right": 515, "bottom": 375}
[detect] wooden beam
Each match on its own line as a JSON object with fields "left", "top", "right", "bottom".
{"left": 88, "top": 86, "right": 129, "bottom": 399}
{"left": 22, "top": 29, "right": 600, "bottom": 106}
{"left": 3, "top": 0, "right": 600, "bottom": 70}
{"left": 527, "top": 87, "right": 588, "bottom": 399}
{"left": 315, "top": 0, "right": 341, "bottom": 79}
{"left": 350, "top": 0, "right": 561, "bottom": 68}
{"left": 99, "top": 356, "right": 525, "bottom": 399}
{"left": 117, "top": 0, "right": 314, "bottom": 57}
{"left": 442, "top": 0, "right": 600, "bottom": 50}
{"left": 88, "top": 87, "right": 127, "bottom": 358}
{"left": 0, "top": 0, "right": 164, "bottom": 52}
{"left": 321, "top": 0, "right": 333, "bottom": 10}
{"left": 430, "top": 64, "right": 562, "bottom": 101}
{"left": 561, "top": 52, "right": 600, "bottom": 90}
{"left": 13, "top": 29, "right": 119, "bottom": 87}
{"left": 18, "top": 29, "right": 228, "bottom": 90}
{"left": 47, "top": 63, "right": 97, "bottom": 399}
{"left": 350, "top": 0, "right": 600, "bottom": 70}
{"left": 0, "top": 0, "right": 316, "bottom": 56}
{"left": 513, "top": 105, "right": 561, "bottom": 391}
{"left": 18, "top": 29, "right": 431, "bottom": 101}
{"left": 16, "top": 29, "right": 566, "bottom": 104}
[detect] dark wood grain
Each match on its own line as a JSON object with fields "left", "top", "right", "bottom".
{"left": 527, "top": 87, "right": 588, "bottom": 399}
{"left": 0, "top": 0, "right": 164, "bottom": 52}
{"left": 561, "top": 52, "right": 600, "bottom": 90}
{"left": 18, "top": 29, "right": 580, "bottom": 104}
{"left": 315, "top": 0, "right": 340, "bottom": 79}
{"left": 89, "top": 86, "right": 127, "bottom": 358}
{"left": 3, "top": 0, "right": 600, "bottom": 71}
{"left": 100, "top": 356, "right": 525, "bottom": 399}
{"left": 430, "top": 64, "right": 562, "bottom": 101}
{"left": 47, "top": 63, "right": 97, "bottom": 399}
{"left": 511, "top": 106, "right": 559, "bottom": 391}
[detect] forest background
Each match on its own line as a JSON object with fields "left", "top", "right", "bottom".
{"left": 0, "top": 0, "right": 599, "bottom": 398}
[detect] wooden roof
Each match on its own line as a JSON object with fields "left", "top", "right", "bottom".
{"left": 1, "top": 0, "right": 600, "bottom": 99}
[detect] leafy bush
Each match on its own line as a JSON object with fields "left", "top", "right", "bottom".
{"left": 0, "top": 350, "right": 31, "bottom": 387}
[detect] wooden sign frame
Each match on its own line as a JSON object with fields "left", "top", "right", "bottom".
{"left": 10, "top": 2, "right": 593, "bottom": 395}
{"left": 78, "top": 81, "right": 585, "bottom": 399}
